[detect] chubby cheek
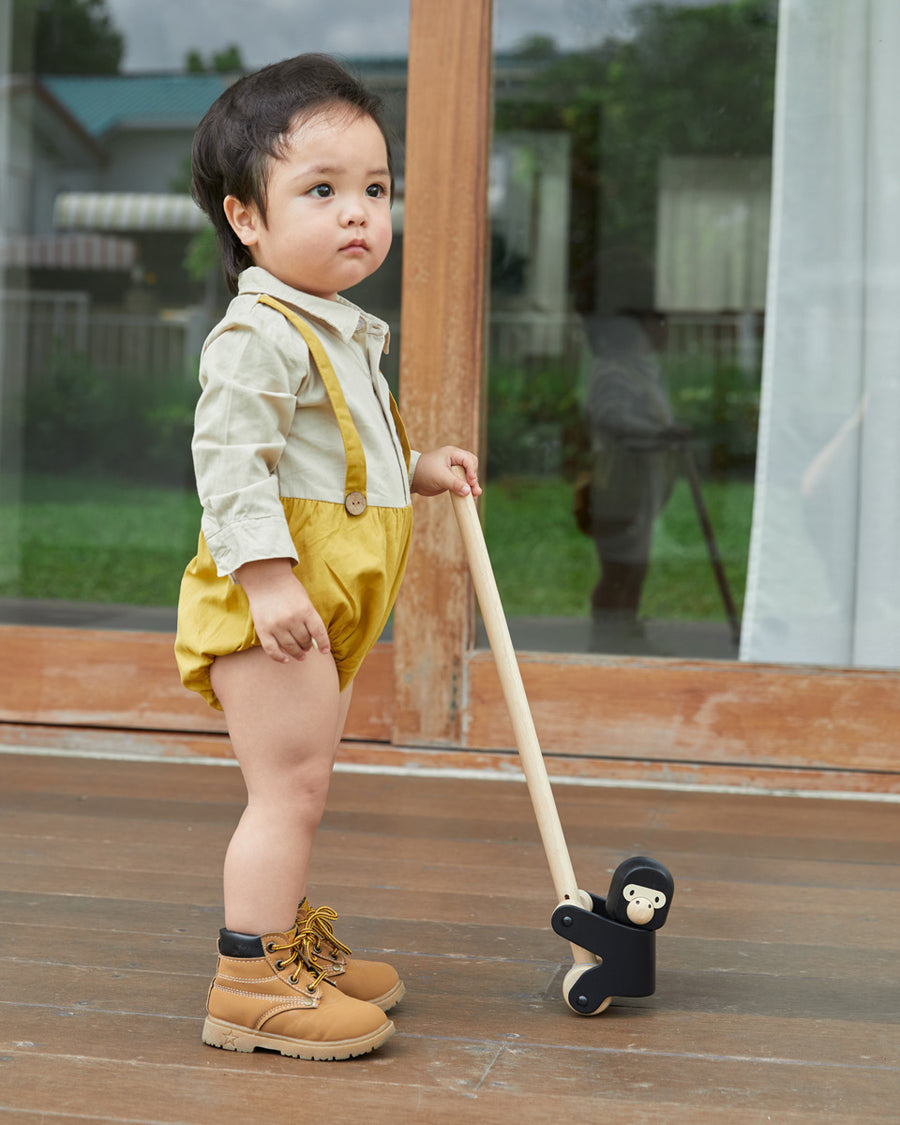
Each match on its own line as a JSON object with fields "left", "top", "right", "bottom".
{"left": 373, "top": 231, "right": 389, "bottom": 266}
{"left": 372, "top": 215, "right": 393, "bottom": 260}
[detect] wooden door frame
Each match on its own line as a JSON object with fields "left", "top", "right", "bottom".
{"left": 391, "top": 0, "right": 490, "bottom": 747}
{"left": 1, "top": 0, "right": 898, "bottom": 798}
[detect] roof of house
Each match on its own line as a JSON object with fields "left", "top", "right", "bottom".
{"left": 41, "top": 56, "right": 543, "bottom": 141}
{"left": 41, "top": 74, "right": 229, "bottom": 136}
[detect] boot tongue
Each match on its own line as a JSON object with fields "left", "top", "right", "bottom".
{"left": 218, "top": 928, "right": 265, "bottom": 958}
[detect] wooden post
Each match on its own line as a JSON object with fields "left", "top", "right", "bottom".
{"left": 392, "top": 0, "right": 492, "bottom": 746}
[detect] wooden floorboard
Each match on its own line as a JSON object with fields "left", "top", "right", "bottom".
{"left": 1, "top": 752, "right": 898, "bottom": 1123}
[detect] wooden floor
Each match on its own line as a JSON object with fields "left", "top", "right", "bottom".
{"left": 1, "top": 749, "right": 898, "bottom": 1124}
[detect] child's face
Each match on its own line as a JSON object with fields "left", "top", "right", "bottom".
{"left": 226, "top": 109, "right": 393, "bottom": 300}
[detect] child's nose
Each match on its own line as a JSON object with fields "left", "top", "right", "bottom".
{"left": 341, "top": 199, "right": 368, "bottom": 225}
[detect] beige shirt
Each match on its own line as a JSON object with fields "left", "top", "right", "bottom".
{"left": 192, "top": 267, "right": 418, "bottom": 577}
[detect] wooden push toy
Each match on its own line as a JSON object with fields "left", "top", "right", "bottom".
{"left": 450, "top": 475, "right": 674, "bottom": 1015}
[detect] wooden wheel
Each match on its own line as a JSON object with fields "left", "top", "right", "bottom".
{"left": 563, "top": 962, "right": 612, "bottom": 1016}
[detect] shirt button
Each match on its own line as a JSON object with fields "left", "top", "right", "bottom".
{"left": 345, "top": 491, "right": 367, "bottom": 515}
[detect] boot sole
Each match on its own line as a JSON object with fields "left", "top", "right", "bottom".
{"left": 371, "top": 979, "right": 406, "bottom": 1012}
{"left": 202, "top": 1015, "right": 394, "bottom": 1060}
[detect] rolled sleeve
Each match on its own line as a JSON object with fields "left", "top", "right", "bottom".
{"left": 407, "top": 449, "right": 421, "bottom": 484}
{"left": 192, "top": 319, "right": 308, "bottom": 577}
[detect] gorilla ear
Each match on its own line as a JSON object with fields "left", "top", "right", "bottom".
{"left": 605, "top": 856, "right": 675, "bottom": 930}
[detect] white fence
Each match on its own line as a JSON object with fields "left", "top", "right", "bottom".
{"left": 4, "top": 292, "right": 199, "bottom": 383}
{"left": 489, "top": 309, "right": 763, "bottom": 372}
{"left": 665, "top": 311, "right": 764, "bottom": 374}
{"left": 3, "top": 292, "right": 763, "bottom": 386}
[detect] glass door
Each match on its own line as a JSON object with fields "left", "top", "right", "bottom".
{"left": 485, "top": 0, "right": 776, "bottom": 661}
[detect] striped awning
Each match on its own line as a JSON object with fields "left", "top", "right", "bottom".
{"left": 0, "top": 232, "right": 137, "bottom": 270}
{"left": 54, "top": 192, "right": 209, "bottom": 232}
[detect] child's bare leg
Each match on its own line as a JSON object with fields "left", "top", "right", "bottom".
{"left": 210, "top": 645, "right": 353, "bottom": 935}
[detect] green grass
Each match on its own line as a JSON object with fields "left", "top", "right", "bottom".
{"left": 482, "top": 475, "right": 752, "bottom": 621}
{"left": 644, "top": 476, "right": 752, "bottom": 619}
{"left": 481, "top": 478, "right": 598, "bottom": 615}
{"left": 0, "top": 474, "right": 201, "bottom": 606}
{"left": 2, "top": 472, "right": 753, "bottom": 621}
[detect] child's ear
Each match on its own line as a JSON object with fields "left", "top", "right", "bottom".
{"left": 224, "top": 196, "right": 260, "bottom": 246}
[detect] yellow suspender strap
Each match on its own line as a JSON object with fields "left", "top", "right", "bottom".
{"left": 388, "top": 394, "right": 412, "bottom": 474}
{"left": 257, "top": 295, "right": 411, "bottom": 501}
{"left": 257, "top": 294, "right": 366, "bottom": 500}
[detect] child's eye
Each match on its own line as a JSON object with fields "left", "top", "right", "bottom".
{"left": 366, "top": 183, "right": 388, "bottom": 199}
{"left": 309, "top": 184, "right": 333, "bottom": 198}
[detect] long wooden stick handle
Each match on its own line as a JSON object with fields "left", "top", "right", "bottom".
{"left": 449, "top": 477, "right": 585, "bottom": 913}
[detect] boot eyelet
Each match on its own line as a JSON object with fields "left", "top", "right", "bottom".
{"left": 275, "top": 959, "right": 286, "bottom": 971}
{"left": 265, "top": 942, "right": 276, "bottom": 953}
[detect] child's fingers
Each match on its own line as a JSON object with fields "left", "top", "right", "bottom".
{"left": 449, "top": 468, "right": 471, "bottom": 496}
{"left": 285, "top": 613, "right": 330, "bottom": 658}
{"left": 449, "top": 450, "right": 481, "bottom": 496}
{"left": 307, "top": 616, "right": 331, "bottom": 655}
{"left": 260, "top": 618, "right": 330, "bottom": 663}
{"left": 259, "top": 631, "right": 295, "bottom": 663}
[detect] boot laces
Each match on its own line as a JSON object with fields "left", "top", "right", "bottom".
{"left": 266, "top": 924, "right": 331, "bottom": 992}
{"left": 301, "top": 902, "right": 352, "bottom": 962}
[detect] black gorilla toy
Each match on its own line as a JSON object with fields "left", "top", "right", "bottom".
{"left": 550, "top": 854, "right": 675, "bottom": 1011}
{"left": 604, "top": 855, "right": 674, "bottom": 930}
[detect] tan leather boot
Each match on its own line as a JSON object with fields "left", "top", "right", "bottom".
{"left": 296, "top": 899, "right": 405, "bottom": 1012}
{"left": 202, "top": 924, "right": 394, "bottom": 1060}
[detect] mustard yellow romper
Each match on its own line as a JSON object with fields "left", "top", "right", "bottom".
{"left": 175, "top": 292, "right": 413, "bottom": 708}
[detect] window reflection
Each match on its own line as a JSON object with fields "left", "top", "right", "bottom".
{"left": 486, "top": 1, "right": 777, "bottom": 660}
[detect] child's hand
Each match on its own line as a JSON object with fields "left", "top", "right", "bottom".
{"left": 233, "top": 558, "right": 331, "bottom": 664}
{"left": 411, "top": 446, "right": 482, "bottom": 498}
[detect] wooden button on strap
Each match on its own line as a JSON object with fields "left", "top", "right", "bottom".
{"left": 344, "top": 491, "right": 367, "bottom": 516}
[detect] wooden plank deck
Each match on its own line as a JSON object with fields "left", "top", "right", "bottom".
{"left": 1, "top": 748, "right": 898, "bottom": 1123}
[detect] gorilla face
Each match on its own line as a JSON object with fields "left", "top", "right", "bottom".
{"left": 605, "top": 856, "right": 674, "bottom": 930}
{"left": 620, "top": 881, "right": 668, "bottom": 925}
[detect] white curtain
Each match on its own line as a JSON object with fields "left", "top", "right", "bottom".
{"left": 741, "top": 0, "right": 900, "bottom": 668}
{"left": 655, "top": 156, "right": 771, "bottom": 313}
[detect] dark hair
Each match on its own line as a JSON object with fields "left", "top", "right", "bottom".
{"left": 192, "top": 54, "right": 394, "bottom": 294}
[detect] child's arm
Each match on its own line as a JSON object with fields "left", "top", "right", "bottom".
{"left": 233, "top": 558, "right": 331, "bottom": 664}
{"left": 411, "top": 446, "right": 482, "bottom": 499}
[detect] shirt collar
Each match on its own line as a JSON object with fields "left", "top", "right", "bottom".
{"left": 238, "top": 267, "right": 390, "bottom": 350}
